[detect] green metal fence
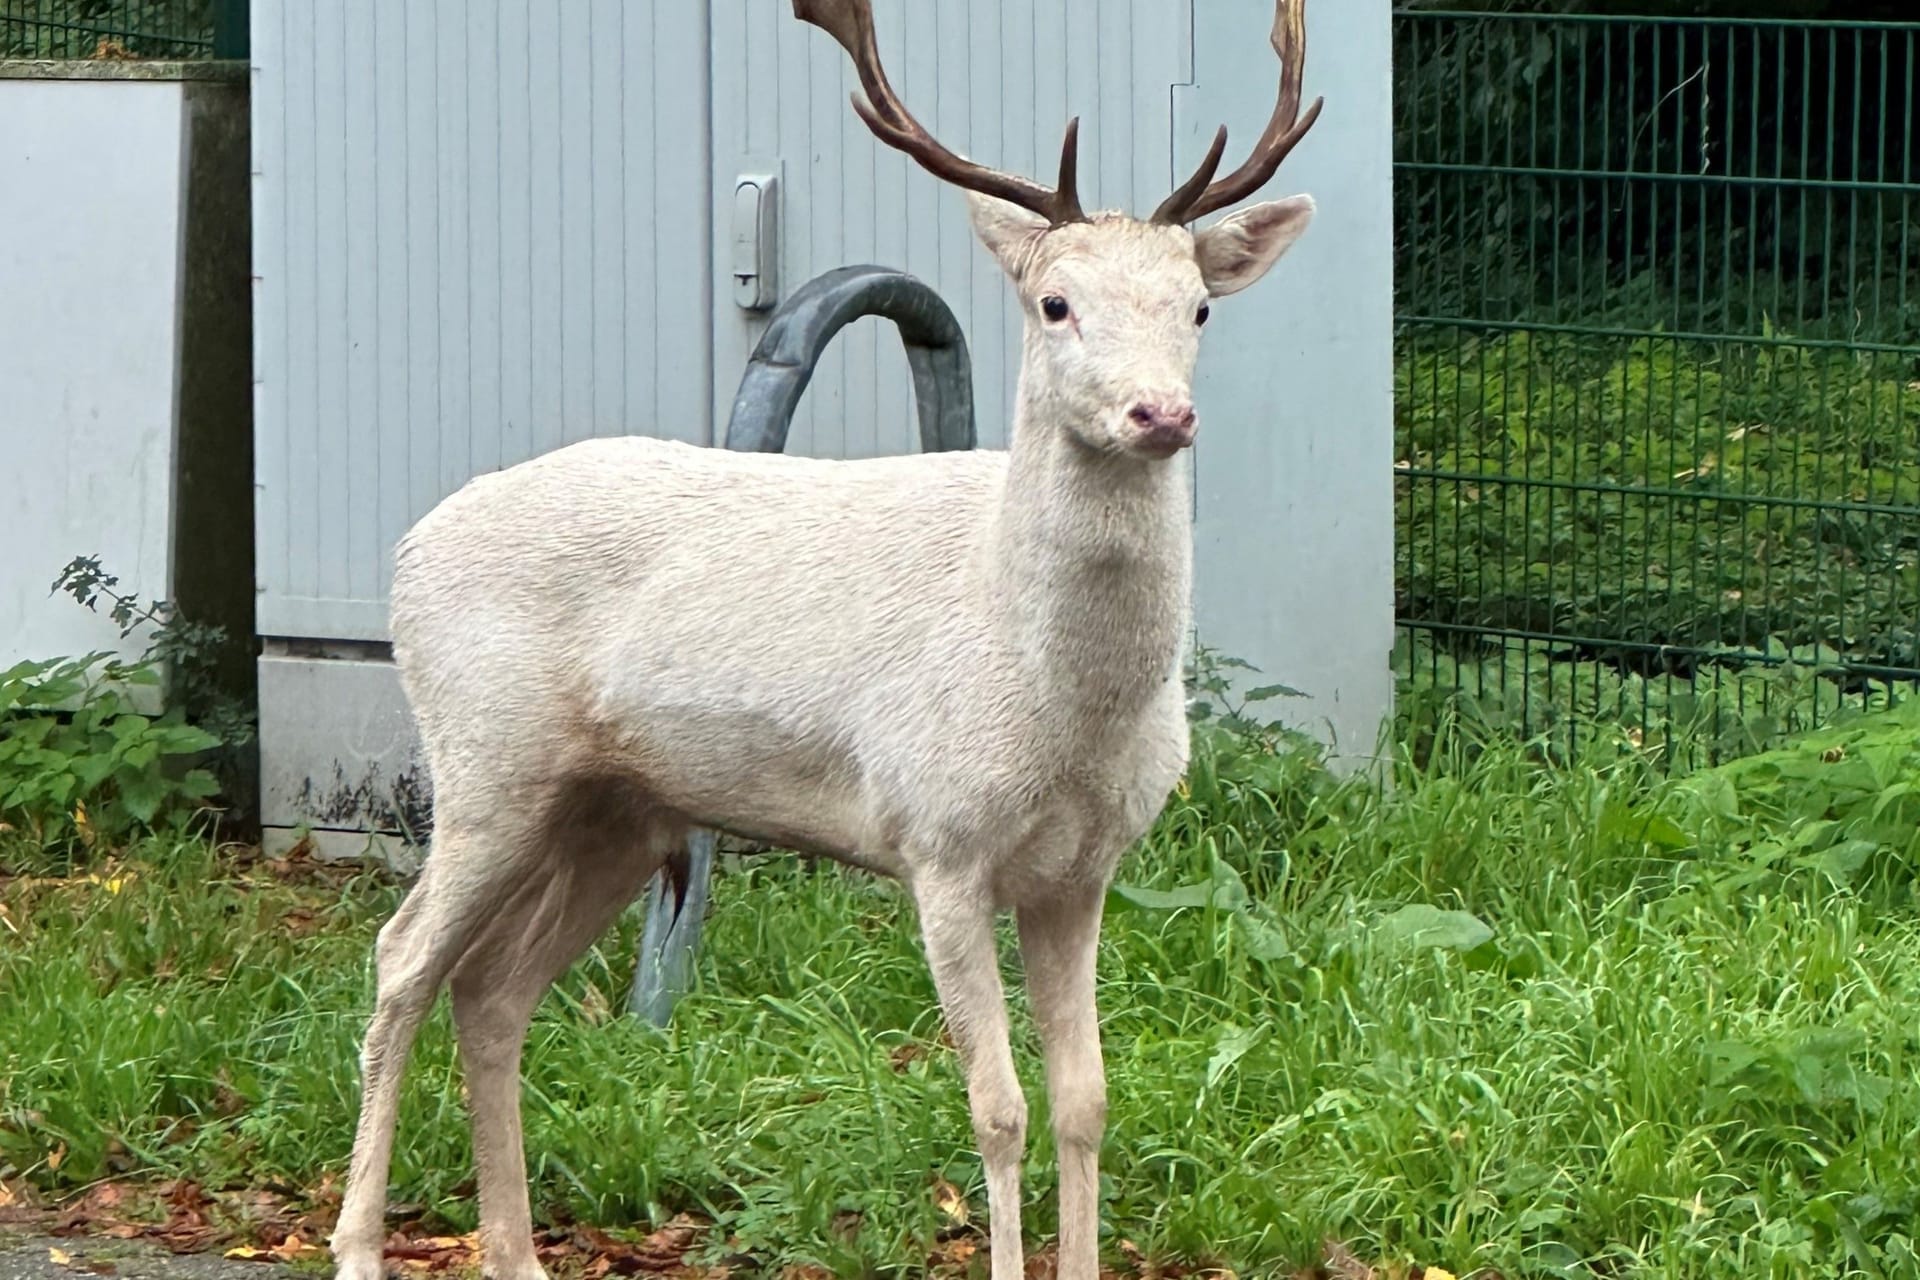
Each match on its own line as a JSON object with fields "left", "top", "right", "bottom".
{"left": 0, "top": 0, "right": 244, "bottom": 60}
{"left": 1394, "top": 10, "right": 1920, "bottom": 754}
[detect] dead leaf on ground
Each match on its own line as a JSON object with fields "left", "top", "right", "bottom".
{"left": 145, "top": 1180, "right": 219, "bottom": 1254}
{"left": 578, "top": 980, "right": 613, "bottom": 1026}
{"left": 225, "top": 1234, "right": 327, "bottom": 1264}
{"left": 211, "top": 1070, "right": 248, "bottom": 1118}
{"left": 276, "top": 906, "right": 325, "bottom": 937}
{"left": 381, "top": 1231, "right": 479, "bottom": 1272}
{"left": 369, "top": 1216, "right": 716, "bottom": 1277}
{"left": 931, "top": 1236, "right": 977, "bottom": 1267}
{"left": 52, "top": 1180, "right": 150, "bottom": 1242}
{"left": 257, "top": 841, "right": 365, "bottom": 890}
{"left": 930, "top": 1174, "right": 969, "bottom": 1227}
{"left": 1324, "top": 1240, "right": 1378, "bottom": 1280}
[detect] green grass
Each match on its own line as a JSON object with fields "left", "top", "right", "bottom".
{"left": 4, "top": 709, "right": 1919, "bottom": 1279}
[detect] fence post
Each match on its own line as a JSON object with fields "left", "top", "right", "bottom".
{"left": 627, "top": 264, "right": 976, "bottom": 1025}
{"left": 213, "top": 0, "right": 249, "bottom": 60}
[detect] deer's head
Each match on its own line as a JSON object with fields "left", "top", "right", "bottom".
{"left": 796, "top": 0, "right": 1323, "bottom": 462}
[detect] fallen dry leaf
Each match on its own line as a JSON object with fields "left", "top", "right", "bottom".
{"left": 930, "top": 1174, "right": 969, "bottom": 1227}
{"left": 276, "top": 906, "right": 325, "bottom": 937}
{"left": 49, "top": 1247, "right": 75, "bottom": 1266}
{"left": 227, "top": 1235, "right": 326, "bottom": 1264}
{"left": 579, "top": 980, "right": 613, "bottom": 1025}
{"left": 1324, "top": 1240, "right": 1378, "bottom": 1280}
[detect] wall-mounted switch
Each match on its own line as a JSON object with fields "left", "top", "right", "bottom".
{"left": 731, "top": 172, "right": 779, "bottom": 310}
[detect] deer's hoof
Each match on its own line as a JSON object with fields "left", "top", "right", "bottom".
{"left": 331, "top": 1250, "right": 388, "bottom": 1280}
{"left": 481, "top": 1260, "right": 551, "bottom": 1280}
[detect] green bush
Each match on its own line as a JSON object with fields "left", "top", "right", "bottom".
{"left": 0, "top": 653, "right": 220, "bottom": 862}
{"left": 1398, "top": 328, "right": 1920, "bottom": 674}
{"left": 1, "top": 558, "right": 241, "bottom": 867}
{"left": 1682, "top": 694, "right": 1920, "bottom": 903}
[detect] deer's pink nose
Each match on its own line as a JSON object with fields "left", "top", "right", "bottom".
{"left": 1126, "top": 400, "right": 1197, "bottom": 456}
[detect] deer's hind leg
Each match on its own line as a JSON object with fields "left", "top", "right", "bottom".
{"left": 445, "top": 781, "right": 684, "bottom": 1280}
{"left": 330, "top": 777, "right": 680, "bottom": 1280}
{"left": 330, "top": 808, "right": 545, "bottom": 1280}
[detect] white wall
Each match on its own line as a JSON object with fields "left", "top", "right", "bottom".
{"left": 1185, "top": 1, "right": 1397, "bottom": 763}
{"left": 0, "top": 78, "right": 183, "bottom": 670}
{"left": 249, "top": 0, "right": 714, "bottom": 643}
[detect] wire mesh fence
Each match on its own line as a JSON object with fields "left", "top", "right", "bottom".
{"left": 0, "top": 0, "right": 230, "bottom": 60}
{"left": 1394, "top": 10, "right": 1920, "bottom": 757}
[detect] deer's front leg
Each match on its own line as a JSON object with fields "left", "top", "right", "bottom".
{"left": 1017, "top": 888, "right": 1107, "bottom": 1280}
{"left": 915, "top": 883, "right": 1027, "bottom": 1280}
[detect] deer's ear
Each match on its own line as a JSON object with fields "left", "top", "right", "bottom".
{"left": 967, "top": 192, "right": 1050, "bottom": 280}
{"left": 1193, "top": 195, "right": 1314, "bottom": 297}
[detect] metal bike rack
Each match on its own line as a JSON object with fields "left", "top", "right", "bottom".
{"left": 628, "top": 264, "right": 977, "bottom": 1024}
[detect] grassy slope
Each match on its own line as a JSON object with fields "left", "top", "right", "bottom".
{"left": 3, "top": 717, "right": 1917, "bottom": 1279}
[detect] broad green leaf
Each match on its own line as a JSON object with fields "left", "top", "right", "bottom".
{"left": 1204, "top": 1024, "right": 1265, "bottom": 1092}
{"left": 178, "top": 769, "right": 221, "bottom": 799}
{"left": 1377, "top": 904, "right": 1494, "bottom": 953}
{"left": 1798, "top": 840, "right": 1879, "bottom": 886}
{"left": 117, "top": 772, "right": 165, "bottom": 825}
{"left": 1235, "top": 913, "right": 1294, "bottom": 963}
{"left": 155, "top": 725, "right": 221, "bottom": 755}
{"left": 1108, "top": 882, "right": 1211, "bottom": 912}
{"left": 1638, "top": 813, "right": 1692, "bottom": 850}
{"left": 73, "top": 753, "right": 117, "bottom": 791}
{"left": 1208, "top": 859, "right": 1250, "bottom": 912}
{"left": 110, "top": 714, "right": 153, "bottom": 742}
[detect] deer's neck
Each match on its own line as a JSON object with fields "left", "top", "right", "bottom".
{"left": 987, "top": 370, "right": 1193, "bottom": 720}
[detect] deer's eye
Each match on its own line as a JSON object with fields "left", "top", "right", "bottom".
{"left": 1196, "top": 302, "right": 1211, "bottom": 327}
{"left": 1041, "top": 295, "right": 1071, "bottom": 323}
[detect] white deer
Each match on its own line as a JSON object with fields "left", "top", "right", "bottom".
{"left": 328, "top": 3, "right": 1323, "bottom": 1278}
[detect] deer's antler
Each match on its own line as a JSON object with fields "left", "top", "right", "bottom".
{"left": 1151, "top": 0, "right": 1324, "bottom": 226}
{"left": 794, "top": 0, "right": 1087, "bottom": 226}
